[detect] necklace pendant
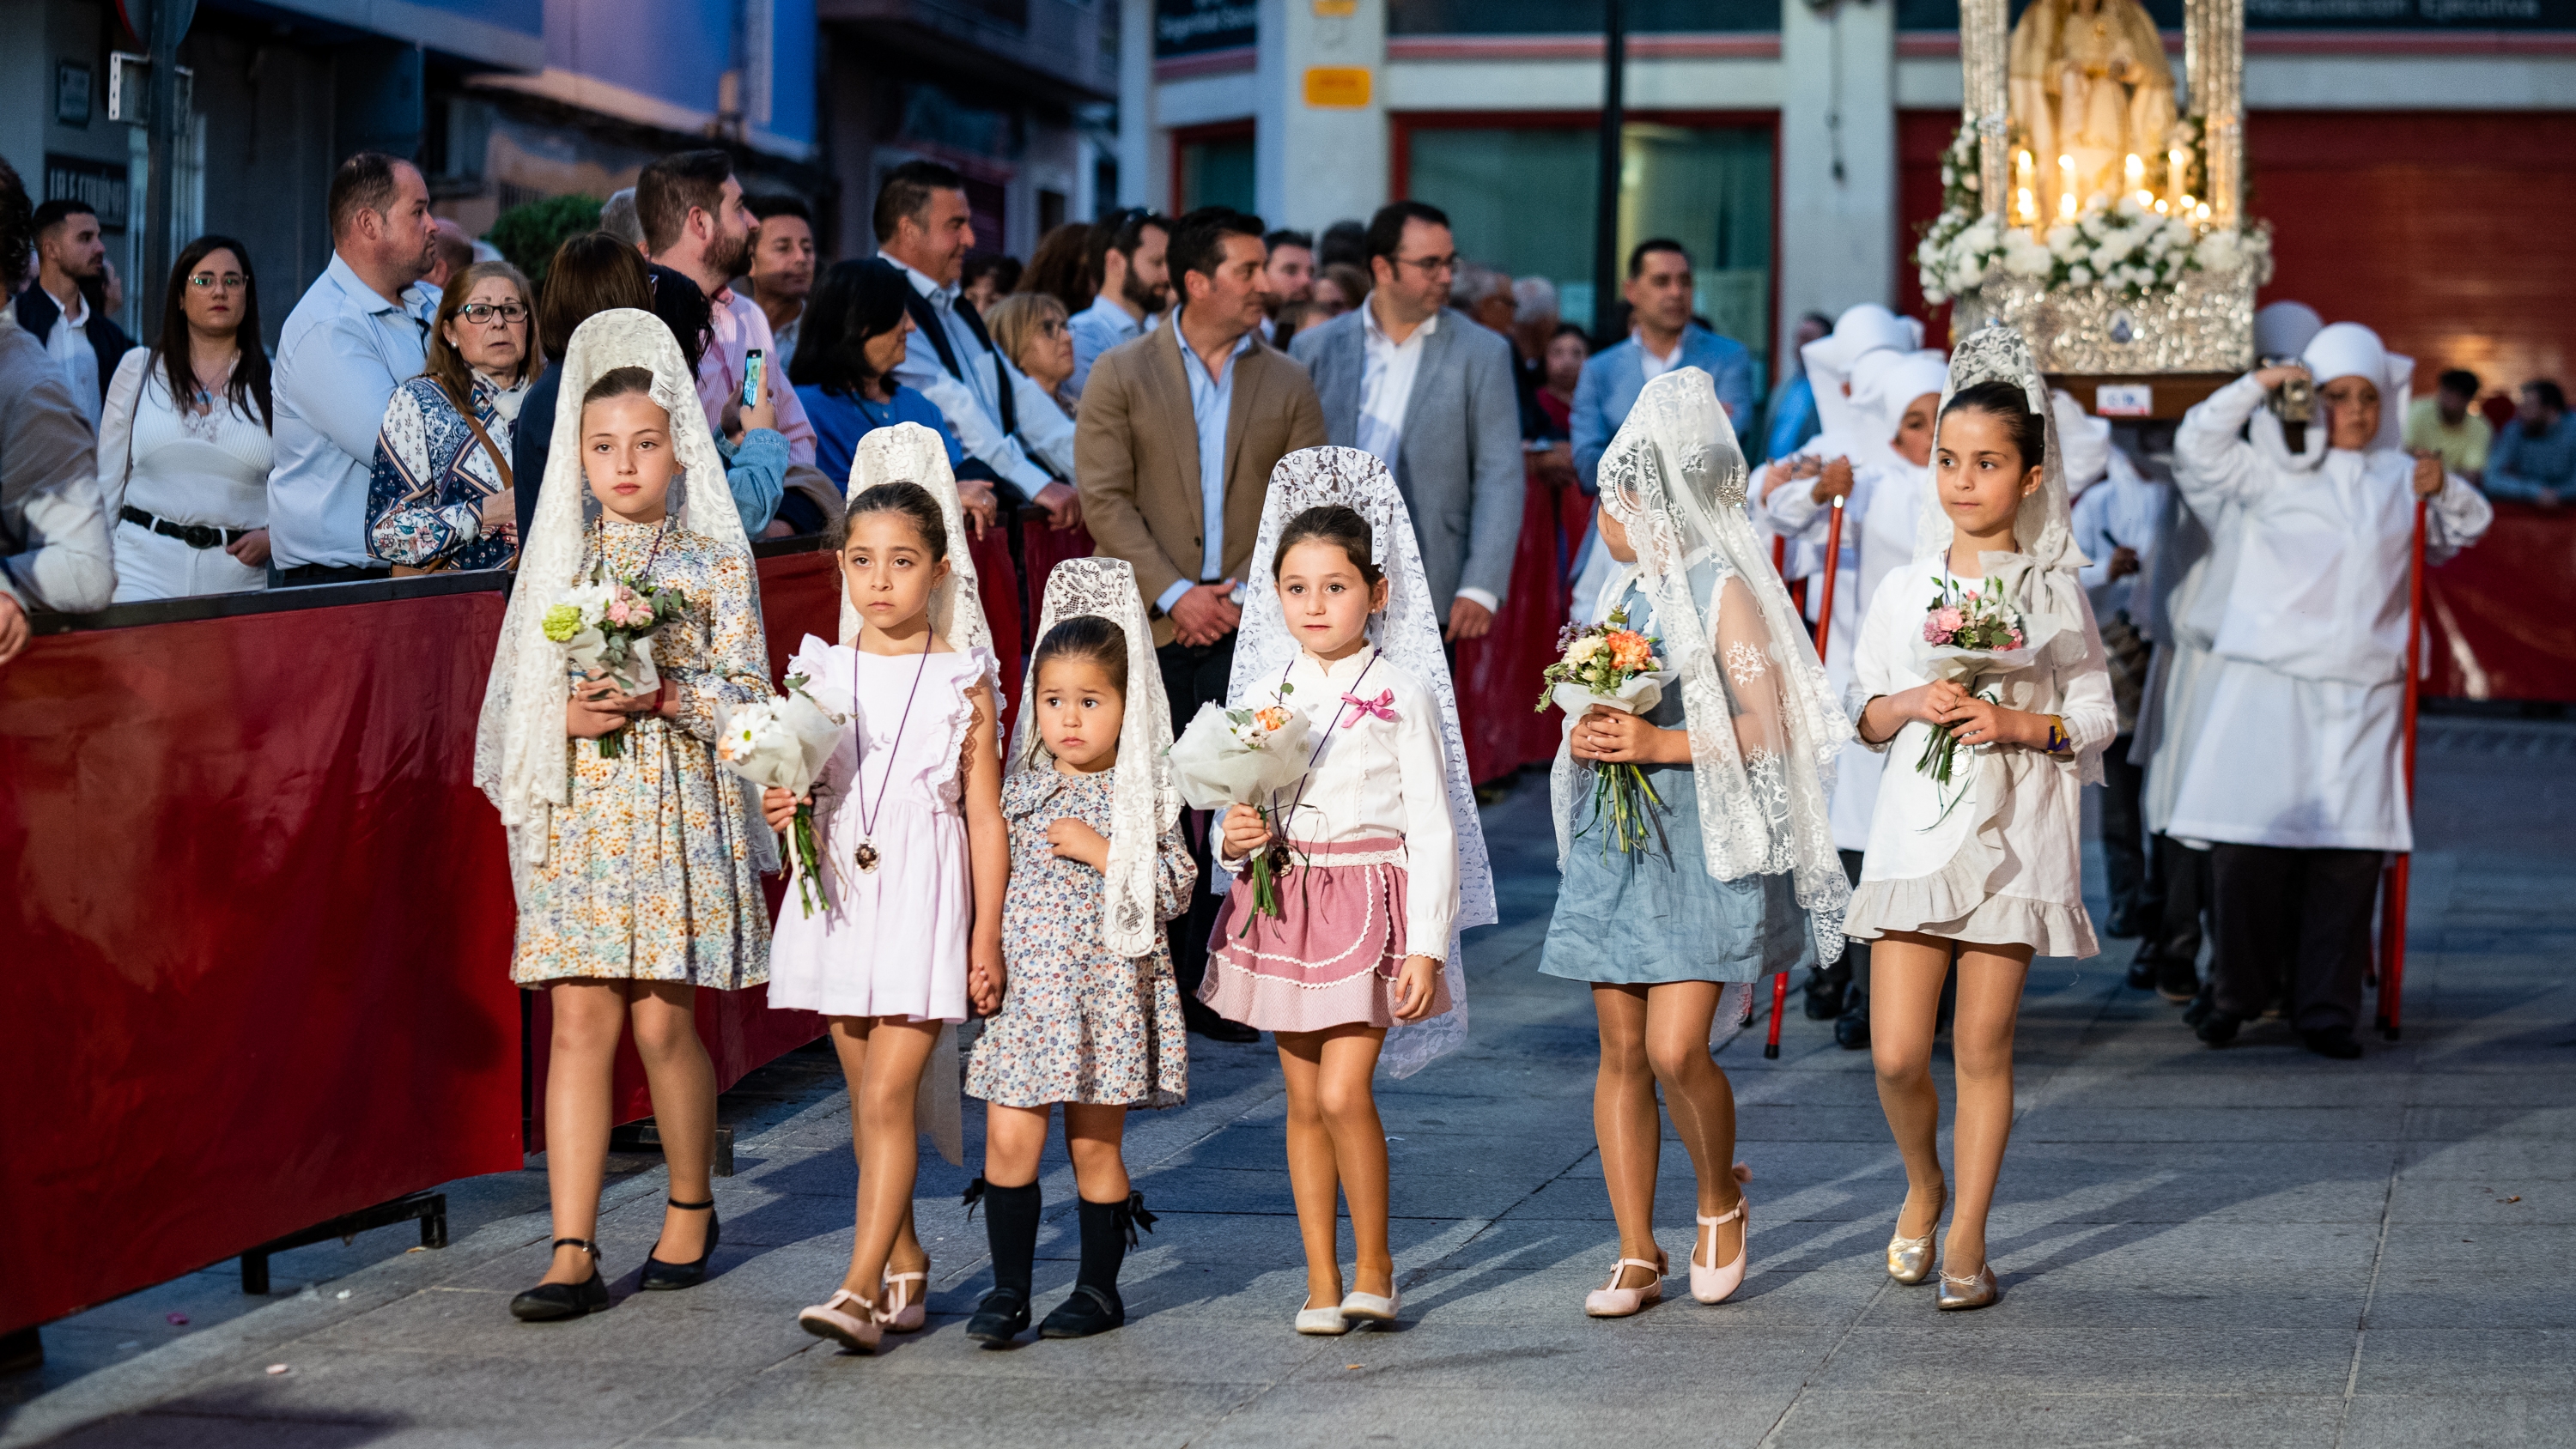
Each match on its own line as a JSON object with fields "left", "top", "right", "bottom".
{"left": 854, "top": 840, "right": 881, "bottom": 873}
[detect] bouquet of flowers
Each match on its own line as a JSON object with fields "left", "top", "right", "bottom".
{"left": 1167, "top": 685, "right": 1315, "bottom": 925}
{"left": 1915, "top": 575, "right": 2030, "bottom": 810}
{"left": 716, "top": 675, "right": 847, "bottom": 917}
{"left": 544, "top": 567, "right": 690, "bottom": 757}
{"left": 1537, "top": 609, "right": 1677, "bottom": 857}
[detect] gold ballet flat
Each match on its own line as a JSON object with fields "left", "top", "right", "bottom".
{"left": 1936, "top": 1264, "right": 1999, "bottom": 1311}
{"left": 1886, "top": 1185, "right": 1946, "bottom": 1285}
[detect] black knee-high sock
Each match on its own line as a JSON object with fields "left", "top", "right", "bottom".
{"left": 1077, "top": 1192, "right": 1156, "bottom": 1295}
{"left": 982, "top": 1181, "right": 1042, "bottom": 1299}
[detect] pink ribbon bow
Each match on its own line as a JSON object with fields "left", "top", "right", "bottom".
{"left": 1341, "top": 688, "right": 1399, "bottom": 727}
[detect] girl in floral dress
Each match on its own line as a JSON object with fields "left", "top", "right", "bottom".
{"left": 763, "top": 422, "right": 1009, "bottom": 1354}
{"left": 474, "top": 311, "right": 775, "bottom": 1323}
{"left": 960, "top": 557, "right": 1195, "bottom": 1345}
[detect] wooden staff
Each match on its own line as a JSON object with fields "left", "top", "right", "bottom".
{"left": 2375, "top": 497, "right": 2429, "bottom": 1040}
{"left": 1766, "top": 494, "right": 1848, "bottom": 1059}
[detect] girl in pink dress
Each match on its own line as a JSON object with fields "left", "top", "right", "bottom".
{"left": 763, "top": 424, "right": 1009, "bottom": 1353}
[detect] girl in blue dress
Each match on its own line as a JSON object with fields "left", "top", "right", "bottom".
{"left": 1538, "top": 367, "right": 1853, "bottom": 1318}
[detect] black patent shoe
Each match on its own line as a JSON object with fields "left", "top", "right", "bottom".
{"left": 511, "top": 1239, "right": 608, "bottom": 1322}
{"left": 2181, "top": 983, "right": 2217, "bottom": 1028}
{"left": 2195, "top": 1009, "right": 2242, "bottom": 1046}
{"left": 1040, "top": 1283, "right": 1127, "bottom": 1338}
{"left": 2125, "top": 951, "right": 2160, "bottom": 991}
{"left": 966, "top": 1287, "right": 1031, "bottom": 1346}
{"left": 640, "top": 1197, "right": 720, "bottom": 1292}
{"left": 1834, "top": 993, "right": 1871, "bottom": 1051}
{"left": 1803, "top": 974, "right": 1848, "bottom": 1021}
{"left": 2302, "top": 1027, "right": 2364, "bottom": 1060}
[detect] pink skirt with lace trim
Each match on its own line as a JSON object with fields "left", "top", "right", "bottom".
{"left": 1200, "top": 836, "right": 1452, "bottom": 1033}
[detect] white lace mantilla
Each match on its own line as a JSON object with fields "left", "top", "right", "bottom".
{"left": 1227, "top": 446, "right": 1495, "bottom": 1079}
{"left": 1005, "top": 556, "right": 1181, "bottom": 961}
{"left": 1568, "top": 367, "right": 1853, "bottom": 967}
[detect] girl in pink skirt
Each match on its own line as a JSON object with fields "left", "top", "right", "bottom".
{"left": 1200, "top": 447, "right": 1494, "bottom": 1337}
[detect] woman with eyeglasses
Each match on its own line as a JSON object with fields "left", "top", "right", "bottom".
{"left": 985, "top": 293, "right": 1077, "bottom": 417}
{"left": 364, "top": 258, "right": 541, "bottom": 572}
{"left": 96, "top": 234, "right": 276, "bottom": 601}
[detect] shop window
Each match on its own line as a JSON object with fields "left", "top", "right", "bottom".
{"left": 1400, "top": 118, "right": 1773, "bottom": 366}
{"left": 1391, "top": 0, "right": 1778, "bottom": 32}
{"left": 1175, "top": 123, "right": 1256, "bottom": 215}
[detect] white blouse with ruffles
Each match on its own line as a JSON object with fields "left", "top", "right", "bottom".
{"left": 1218, "top": 646, "right": 1461, "bottom": 960}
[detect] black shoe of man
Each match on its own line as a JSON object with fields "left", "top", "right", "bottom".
{"left": 2195, "top": 1009, "right": 2241, "bottom": 1047}
{"left": 2181, "top": 983, "right": 2216, "bottom": 1028}
{"left": 2156, "top": 955, "right": 2201, "bottom": 1004}
{"left": 1804, "top": 974, "right": 1848, "bottom": 1021}
{"left": 2301, "top": 1027, "right": 2364, "bottom": 1060}
{"left": 1834, "top": 995, "right": 1871, "bottom": 1051}
{"left": 1182, "top": 997, "right": 1261, "bottom": 1044}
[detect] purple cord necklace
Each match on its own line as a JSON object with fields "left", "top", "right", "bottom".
{"left": 1273, "top": 646, "right": 1378, "bottom": 835}
{"left": 849, "top": 628, "right": 935, "bottom": 873}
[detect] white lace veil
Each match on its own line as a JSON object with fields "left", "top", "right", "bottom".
{"left": 838, "top": 421, "right": 993, "bottom": 660}
{"left": 474, "top": 308, "right": 775, "bottom": 894}
{"left": 1228, "top": 446, "right": 1493, "bottom": 1079}
{"left": 1569, "top": 366, "right": 1854, "bottom": 965}
{"left": 1006, "top": 557, "right": 1181, "bottom": 961}
{"left": 834, "top": 420, "right": 993, "bottom": 1167}
{"left": 1917, "top": 321, "right": 2105, "bottom": 784}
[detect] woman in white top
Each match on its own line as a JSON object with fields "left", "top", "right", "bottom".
{"left": 98, "top": 235, "right": 275, "bottom": 601}
{"left": 1844, "top": 324, "right": 2116, "bottom": 1310}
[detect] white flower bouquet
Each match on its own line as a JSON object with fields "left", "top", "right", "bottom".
{"left": 1168, "top": 686, "right": 1315, "bottom": 924}
{"left": 1539, "top": 609, "right": 1678, "bottom": 857}
{"left": 543, "top": 569, "right": 690, "bottom": 757}
{"left": 715, "top": 675, "right": 848, "bottom": 917}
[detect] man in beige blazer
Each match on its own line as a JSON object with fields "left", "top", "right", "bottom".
{"left": 1076, "top": 205, "right": 1324, "bottom": 1040}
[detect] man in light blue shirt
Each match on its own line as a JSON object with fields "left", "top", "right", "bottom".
{"left": 2487, "top": 379, "right": 2576, "bottom": 507}
{"left": 1067, "top": 208, "right": 1169, "bottom": 398}
{"left": 268, "top": 153, "right": 441, "bottom": 583}
{"left": 872, "top": 161, "right": 1079, "bottom": 530}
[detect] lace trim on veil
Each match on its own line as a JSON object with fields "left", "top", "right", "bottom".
{"left": 1227, "top": 446, "right": 1494, "bottom": 1079}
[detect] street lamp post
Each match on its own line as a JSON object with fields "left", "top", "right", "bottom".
{"left": 1590, "top": 0, "right": 1625, "bottom": 348}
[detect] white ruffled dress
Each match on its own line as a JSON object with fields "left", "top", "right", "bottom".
{"left": 1842, "top": 555, "right": 2116, "bottom": 957}
{"left": 766, "top": 634, "right": 998, "bottom": 1021}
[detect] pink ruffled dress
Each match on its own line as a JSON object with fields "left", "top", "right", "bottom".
{"left": 766, "top": 634, "right": 997, "bottom": 1021}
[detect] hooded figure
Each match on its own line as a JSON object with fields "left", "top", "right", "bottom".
{"left": 1842, "top": 322, "right": 2118, "bottom": 960}
{"left": 2159, "top": 321, "right": 2491, "bottom": 1054}
{"left": 475, "top": 307, "right": 778, "bottom": 978}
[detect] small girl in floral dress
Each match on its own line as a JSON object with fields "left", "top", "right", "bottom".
{"left": 962, "top": 557, "right": 1194, "bottom": 1345}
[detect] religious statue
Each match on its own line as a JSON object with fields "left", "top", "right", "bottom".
{"left": 2008, "top": 0, "right": 2178, "bottom": 221}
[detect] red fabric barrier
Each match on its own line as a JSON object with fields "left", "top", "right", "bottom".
{"left": 1019, "top": 517, "right": 1097, "bottom": 640}
{"left": 1454, "top": 463, "right": 1588, "bottom": 783}
{"left": 3, "top": 550, "right": 848, "bottom": 1334}
{"left": 2424, "top": 503, "right": 2576, "bottom": 703}
{"left": 969, "top": 523, "right": 1025, "bottom": 733}
{"left": 2, "top": 594, "right": 525, "bottom": 1336}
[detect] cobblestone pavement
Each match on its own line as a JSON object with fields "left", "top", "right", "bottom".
{"left": 7, "top": 714, "right": 2573, "bottom": 1449}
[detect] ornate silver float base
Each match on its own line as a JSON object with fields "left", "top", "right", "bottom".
{"left": 1953, "top": 271, "right": 2255, "bottom": 374}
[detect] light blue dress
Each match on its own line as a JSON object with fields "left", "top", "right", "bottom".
{"left": 1539, "top": 565, "right": 1817, "bottom": 986}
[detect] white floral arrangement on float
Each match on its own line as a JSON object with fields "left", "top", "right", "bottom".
{"left": 1917, "top": 120, "right": 2273, "bottom": 307}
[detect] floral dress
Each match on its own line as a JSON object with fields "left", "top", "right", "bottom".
{"left": 367, "top": 371, "right": 526, "bottom": 571}
{"left": 966, "top": 767, "right": 1194, "bottom": 1109}
{"left": 511, "top": 516, "right": 775, "bottom": 987}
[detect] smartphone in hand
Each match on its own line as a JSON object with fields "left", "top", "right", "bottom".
{"left": 741, "top": 348, "right": 765, "bottom": 409}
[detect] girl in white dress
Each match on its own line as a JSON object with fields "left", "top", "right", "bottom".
{"left": 1844, "top": 324, "right": 2115, "bottom": 1311}
{"left": 1199, "top": 446, "right": 1494, "bottom": 1337}
{"left": 764, "top": 422, "right": 1009, "bottom": 1353}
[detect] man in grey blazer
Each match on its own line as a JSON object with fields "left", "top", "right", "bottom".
{"left": 1289, "top": 201, "right": 1523, "bottom": 640}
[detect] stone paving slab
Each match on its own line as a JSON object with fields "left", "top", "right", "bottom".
{"left": 8, "top": 715, "right": 2575, "bottom": 1448}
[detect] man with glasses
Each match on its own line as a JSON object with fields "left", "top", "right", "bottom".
{"left": 267, "top": 152, "right": 441, "bottom": 585}
{"left": 1290, "top": 200, "right": 1523, "bottom": 645}
{"left": 1069, "top": 208, "right": 1170, "bottom": 397}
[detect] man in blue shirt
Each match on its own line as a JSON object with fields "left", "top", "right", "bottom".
{"left": 1067, "top": 208, "right": 1169, "bottom": 398}
{"left": 1565, "top": 238, "right": 1759, "bottom": 616}
{"left": 267, "top": 153, "right": 440, "bottom": 585}
{"left": 2487, "top": 379, "right": 2575, "bottom": 508}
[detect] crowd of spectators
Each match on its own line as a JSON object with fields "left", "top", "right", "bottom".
{"left": 10, "top": 136, "right": 2564, "bottom": 687}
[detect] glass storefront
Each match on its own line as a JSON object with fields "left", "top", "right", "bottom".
{"left": 1176, "top": 128, "right": 1257, "bottom": 215}
{"left": 1403, "top": 120, "right": 1774, "bottom": 368}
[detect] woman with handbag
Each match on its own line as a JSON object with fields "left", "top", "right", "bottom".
{"left": 366, "top": 259, "right": 541, "bottom": 573}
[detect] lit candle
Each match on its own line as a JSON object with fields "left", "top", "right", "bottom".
{"left": 2058, "top": 155, "right": 2078, "bottom": 220}
{"left": 2125, "top": 153, "right": 2144, "bottom": 186}
{"left": 2060, "top": 189, "right": 2078, "bottom": 221}
{"left": 2195, "top": 201, "right": 2212, "bottom": 221}
{"left": 2018, "top": 187, "right": 2037, "bottom": 223}
{"left": 2136, "top": 189, "right": 2155, "bottom": 209}
{"left": 2168, "top": 147, "right": 2189, "bottom": 206}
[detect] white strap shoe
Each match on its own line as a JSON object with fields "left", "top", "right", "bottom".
{"left": 879, "top": 1267, "right": 928, "bottom": 1332}
{"left": 1584, "top": 1256, "right": 1667, "bottom": 1318}
{"left": 797, "top": 1289, "right": 884, "bottom": 1353}
{"left": 1691, "top": 1165, "right": 1753, "bottom": 1305}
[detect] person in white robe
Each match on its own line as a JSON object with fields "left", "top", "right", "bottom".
{"left": 2164, "top": 322, "right": 2491, "bottom": 1058}
{"left": 1759, "top": 346, "right": 1947, "bottom": 1038}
